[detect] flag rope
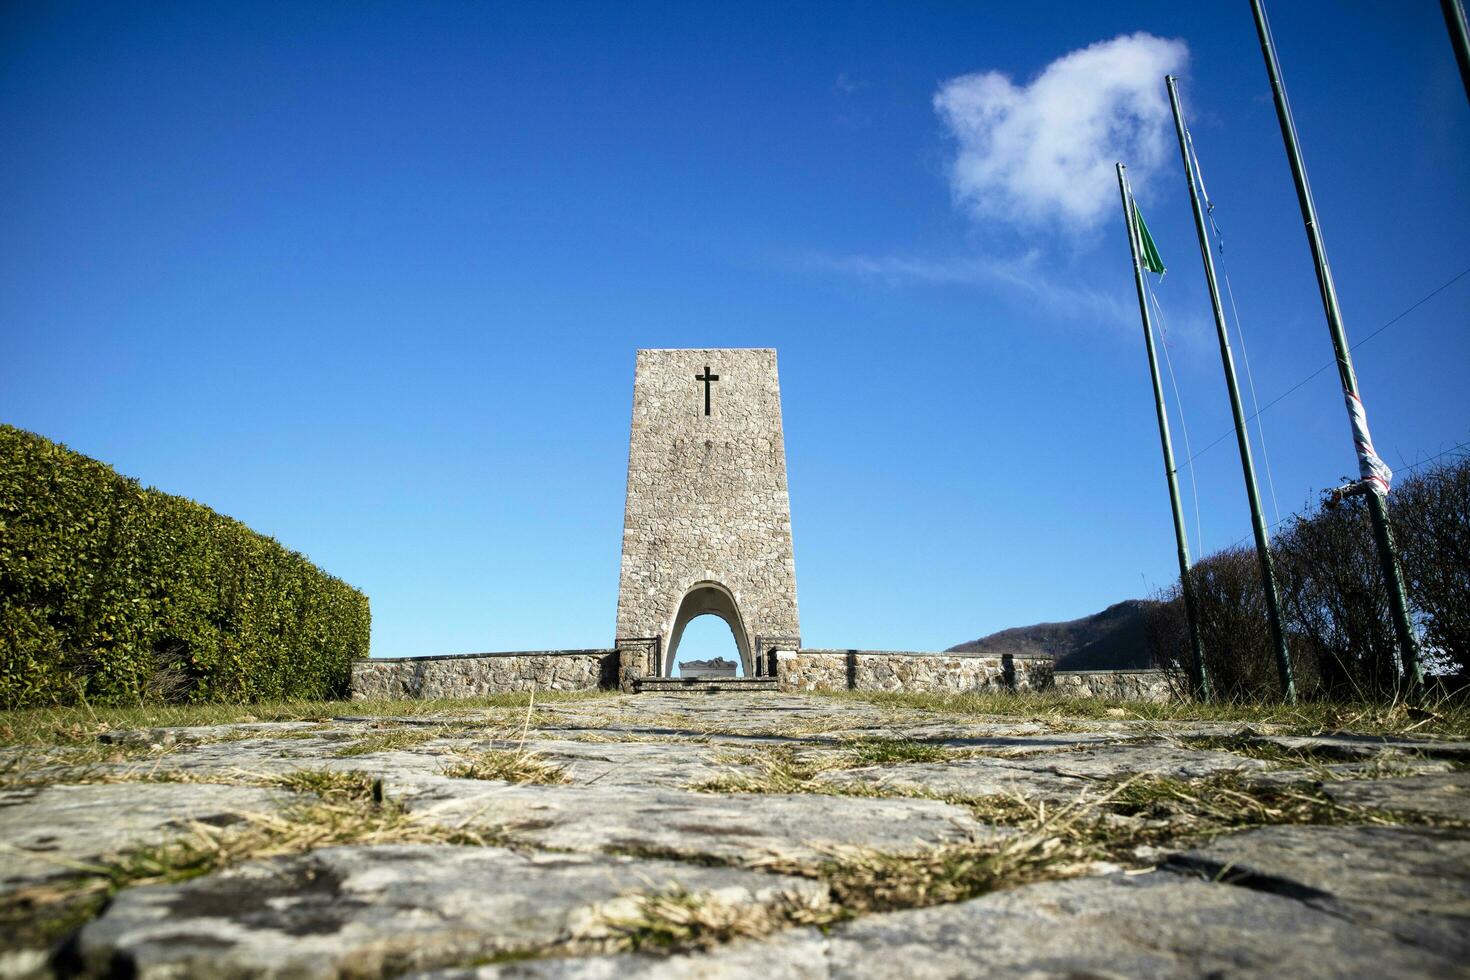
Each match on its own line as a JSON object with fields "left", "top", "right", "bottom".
{"left": 1145, "top": 276, "right": 1206, "bottom": 554}
{"left": 1187, "top": 125, "right": 1284, "bottom": 525}
{"left": 1223, "top": 270, "right": 1284, "bottom": 526}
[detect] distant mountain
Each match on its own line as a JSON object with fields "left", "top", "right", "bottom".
{"left": 947, "top": 599, "right": 1157, "bottom": 671}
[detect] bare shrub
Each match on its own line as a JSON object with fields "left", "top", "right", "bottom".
{"left": 1192, "top": 547, "right": 1297, "bottom": 699}
{"left": 1145, "top": 546, "right": 1321, "bottom": 700}
{"left": 1276, "top": 498, "right": 1399, "bottom": 699}
{"left": 1392, "top": 456, "right": 1469, "bottom": 684}
{"left": 1144, "top": 455, "right": 1468, "bottom": 702}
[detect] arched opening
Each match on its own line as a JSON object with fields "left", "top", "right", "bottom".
{"left": 663, "top": 581, "right": 752, "bottom": 676}
{"left": 671, "top": 615, "right": 747, "bottom": 678}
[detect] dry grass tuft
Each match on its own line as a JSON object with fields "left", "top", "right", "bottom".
{"left": 811, "top": 835, "right": 1092, "bottom": 915}
{"left": 819, "top": 689, "right": 1470, "bottom": 738}
{"left": 692, "top": 746, "right": 840, "bottom": 795}
{"left": 692, "top": 758, "right": 1470, "bottom": 923}
{"left": 0, "top": 779, "right": 497, "bottom": 931}
{"left": 333, "top": 726, "right": 448, "bottom": 757}
{"left": 443, "top": 687, "right": 571, "bottom": 785}
{"left": 443, "top": 748, "right": 570, "bottom": 785}
{"left": 754, "top": 789, "right": 1122, "bottom": 918}
{"left": 0, "top": 690, "right": 616, "bottom": 748}
{"left": 691, "top": 743, "right": 1023, "bottom": 802}
{"left": 1097, "top": 771, "right": 1463, "bottom": 832}
{"left": 0, "top": 742, "right": 181, "bottom": 790}
{"left": 264, "top": 768, "right": 382, "bottom": 802}
{"left": 597, "top": 791, "right": 1128, "bottom": 954}
{"left": 552, "top": 730, "right": 712, "bottom": 745}
{"left": 762, "top": 767, "right": 1437, "bottom": 918}
{"left": 601, "top": 888, "right": 839, "bottom": 953}
{"left": 837, "top": 736, "right": 952, "bottom": 766}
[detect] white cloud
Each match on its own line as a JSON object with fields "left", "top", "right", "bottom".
{"left": 934, "top": 32, "right": 1187, "bottom": 230}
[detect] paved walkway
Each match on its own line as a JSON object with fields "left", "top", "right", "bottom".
{"left": 3, "top": 693, "right": 1467, "bottom": 978}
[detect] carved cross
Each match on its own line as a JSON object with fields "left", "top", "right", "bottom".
{"left": 695, "top": 366, "right": 719, "bottom": 416}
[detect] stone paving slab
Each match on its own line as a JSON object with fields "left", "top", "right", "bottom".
{"left": 70, "top": 844, "right": 827, "bottom": 979}
{"left": 507, "top": 739, "right": 732, "bottom": 790}
{"left": 999, "top": 742, "right": 1277, "bottom": 780}
{"left": 1320, "top": 771, "right": 1470, "bottom": 823}
{"left": 820, "top": 758, "right": 1093, "bottom": 801}
{"left": 5, "top": 692, "right": 1469, "bottom": 979}
{"left": 429, "top": 869, "right": 1459, "bottom": 979}
{"left": 1260, "top": 733, "right": 1470, "bottom": 762}
{"left": 400, "top": 775, "right": 1001, "bottom": 864}
{"left": 0, "top": 783, "right": 284, "bottom": 895}
{"left": 1242, "top": 758, "right": 1459, "bottom": 789}
{"left": 1165, "top": 824, "right": 1470, "bottom": 959}
{"left": 820, "top": 741, "right": 1278, "bottom": 802}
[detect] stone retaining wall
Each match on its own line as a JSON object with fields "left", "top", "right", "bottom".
{"left": 351, "top": 650, "right": 1179, "bottom": 702}
{"left": 1053, "top": 668, "right": 1178, "bottom": 703}
{"left": 351, "top": 650, "right": 618, "bottom": 700}
{"left": 775, "top": 649, "right": 1053, "bottom": 694}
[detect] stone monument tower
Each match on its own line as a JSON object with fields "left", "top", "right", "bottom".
{"left": 615, "top": 348, "right": 800, "bottom": 677}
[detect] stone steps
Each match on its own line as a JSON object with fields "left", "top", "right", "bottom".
{"left": 633, "top": 676, "right": 778, "bottom": 694}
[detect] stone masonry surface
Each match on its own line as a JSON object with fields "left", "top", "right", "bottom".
{"left": 615, "top": 349, "right": 799, "bottom": 673}
{"left": 776, "top": 650, "right": 1053, "bottom": 693}
{"left": 351, "top": 651, "right": 617, "bottom": 699}
{"left": 351, "top": 652, "right": 1179, "bottom": 703}
{"left": 1054, "top": 668, "right": 1179, "bottom": 703}
{"left": 4, "top": 692, "right": 1468, "bottom": 978}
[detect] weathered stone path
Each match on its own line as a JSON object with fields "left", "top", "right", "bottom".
{"left": 2, "top": 692, "right": 1467, "bottom": 978}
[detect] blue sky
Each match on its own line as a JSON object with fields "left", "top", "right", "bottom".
{"left": 3, "top": 1, "right": 1467, "bottom": 668}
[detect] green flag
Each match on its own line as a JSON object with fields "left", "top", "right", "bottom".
{"left": 1133, "top": 202, "right": 1166, "bottom": 276}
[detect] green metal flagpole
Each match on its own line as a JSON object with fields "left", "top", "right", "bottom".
{"left": 1165, "top": 75, "right": 1297, "bottom": 703}
{"left": 1442, "top": 0, "right": 1470, "bottom": 107}
{"left": 1114, "top": 163, "right": 1210, "bottom": 700}
{"left": 1249, "top": 0, "right": 1425, "bottom": 692}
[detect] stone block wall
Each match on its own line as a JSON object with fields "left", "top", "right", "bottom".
{"left": 614, "top": 638, "right": 659, "bottom": 693}
{"left": 775, "top": 650, "right": 1053, "bottom": 694}
{"left": 350, "top": 650, "right": 1179, "bottom": 703}
{"left": 1052, "top": 669, "right": 1179, "bottom": 703}
{"left": 351, "top": 651, "right": 618, "bottom": 700}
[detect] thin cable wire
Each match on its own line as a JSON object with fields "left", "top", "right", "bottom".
{"left": 1221, "top": 270, "right": 1282, "bottom": 526}
{"left": 1220, "top": 513, "right": 1295, "bottom": 553}
{"left": 1215, "top": 438, "right": 1470, "bottom": 553}
{"left": 1183, "top": 264, "right": 1470, "bottom": 468}
{"left": 1145, "top": 277, "right": 1206, "bottom": 553}
{"left": 1403, "top": 439, "right": 1470, "bottom": 471}
{"left": 1186, "top": 124, "right": 1284, "bottom": 527}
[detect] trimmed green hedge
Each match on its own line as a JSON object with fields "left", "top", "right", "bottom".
{"left": 0, "top": 425, "right": 370, "bottom": 708}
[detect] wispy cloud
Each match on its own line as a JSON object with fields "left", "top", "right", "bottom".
{"left": 803, "top": 251, "right": 1132, "bottom": 327}
{"left": 934, "top": 32, "right": 1187, "bottom": 231}
{"left": 807, "top": 252, "right": 1024, "bottom": 286}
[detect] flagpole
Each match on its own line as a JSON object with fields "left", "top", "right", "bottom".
{"left": 1249, "top": 0, "right": 1424, "bottom": 692}
{"left": 1443, "top": 0, "right": 1470, "bottom": 106}
{"left": 1165, "top": 75, "right": 1296, "bottom": 703}
{"left": 1114, "top": 164, "right": 1211, "bottom": 700}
